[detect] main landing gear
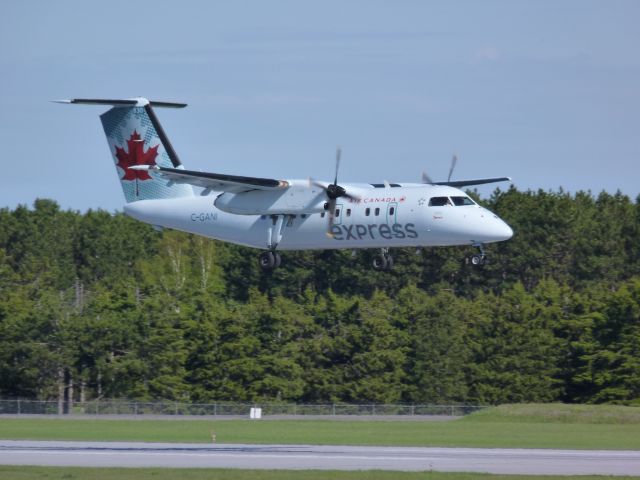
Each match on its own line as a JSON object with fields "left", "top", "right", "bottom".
{"left": 469, "top": 244, "right": 487, "bottom": 266}
{"left": 260, "top": 214, "right": 286, "bottom": 271}
{"left": 259, "top": 250, "right": 282, "bottom": 271}
{"left": 372, "top": 248, "right": 394, "bottom": 271}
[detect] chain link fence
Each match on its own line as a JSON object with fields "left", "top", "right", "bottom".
{"left": 0, "top": 399, "right": 485, "bottom": 417}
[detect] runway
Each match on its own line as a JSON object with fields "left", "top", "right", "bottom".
{"left": 1, "top": 441, "right": 639, "bottom": 475}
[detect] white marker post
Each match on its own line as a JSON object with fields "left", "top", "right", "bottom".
{"left": 249, "top": 407, "right": 262, "bottom": 419}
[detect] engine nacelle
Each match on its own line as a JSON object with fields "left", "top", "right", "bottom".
{"left": 214, "top": 181, "right": 326, "bottom": 215}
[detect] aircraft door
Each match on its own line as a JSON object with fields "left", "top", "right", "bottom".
{"left": 386, "top": 202, "right": 398, "bottom": 224}
{"left": 334, "top": 203, "right": 343, "bottom": 225}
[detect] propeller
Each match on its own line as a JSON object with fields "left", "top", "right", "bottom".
{"left": 420, "top": 154, "right": 511, "bottom": 187}
{"left": 311, "top": 147, "right": 359, "bottom": 237}
{"left": 447, "top": 154, "right": 458, "bottom": 182}
{"left": 421, "top": 154, "right": 457, "bottom": 184}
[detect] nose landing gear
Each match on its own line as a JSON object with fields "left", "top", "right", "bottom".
{"left": 469, "top": 243, "right": 487, "bottom": 266}
{"left": 372, "top": 248, "right": 394, "bottom": 271}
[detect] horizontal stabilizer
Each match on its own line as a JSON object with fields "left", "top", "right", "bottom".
{"left": 52, "top": 98, "right": 187, "bottom": 108}
{"left": 130, "top": 165, "right": 289, "bottom": 193}
{"left": 434, "top": 177, "right": 512, "bottom": 188}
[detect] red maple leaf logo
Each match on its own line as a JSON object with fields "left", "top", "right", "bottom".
{"left": 115, "top": 131, "right": 159, "bottom": 180}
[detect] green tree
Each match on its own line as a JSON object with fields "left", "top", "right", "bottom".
{"left": 399, "top": 285, "right": 470, "bottom": 403}
{"left": 467, "top": 282, "right": 562, "bottom": 403}
{"left": 583, "top": 279, "right": 640, "bottom": 403}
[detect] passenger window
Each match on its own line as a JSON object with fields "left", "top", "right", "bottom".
{"left": 335, "top": 209, "right": 340, "bottom": 217}
{"left": 346, "top": 209, "right": 351, "bottom": 217}
{"left": 389, "top": 207, "right": 395, "bottom": 215}
{"left": 428, "top": 197, "right": 451, "bottom": 207}
{"left": 451, "top": 196, "right": 475, "bottom": 206}
{"left": 320, "top": 212, "right": 325, "bottom": 218}
{"left": 365, "top": 208, "right": 370, "bottom": 216}
{"left": 375, "top": 207, "right": 380, "bottom": 216}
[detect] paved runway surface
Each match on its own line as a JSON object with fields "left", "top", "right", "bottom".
{"left": 1, "top": 440, "right": 639, "bottom": 475}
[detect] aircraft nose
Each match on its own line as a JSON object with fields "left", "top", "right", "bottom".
{"left": 494, "top": 218, "right": 513, "bottom": 241}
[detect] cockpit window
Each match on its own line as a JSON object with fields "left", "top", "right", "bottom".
{"left": 451, "top": 196, "right": 475, "bottom": 206}
{"left": 428, "top": 196, "right": 451, "bottom": 207}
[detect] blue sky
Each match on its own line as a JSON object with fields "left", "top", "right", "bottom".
{"left": 1, "top": 0, "right": 639, "bottom": 212}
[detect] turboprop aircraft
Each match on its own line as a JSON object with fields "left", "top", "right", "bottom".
{"left": 56, "top": 97, "right": 513, "bottom": 271}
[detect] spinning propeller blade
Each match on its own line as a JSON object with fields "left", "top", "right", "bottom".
{"left": 447, "top": 154, "right": 458, "bottom": 182}
{"left": 334, "top": 147, "right": 341, "bottom": 186}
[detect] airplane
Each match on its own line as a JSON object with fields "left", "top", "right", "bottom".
{"left": 56, "top": 97, "right": 513, "bottom": 271}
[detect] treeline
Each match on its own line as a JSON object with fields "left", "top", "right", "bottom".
{"left": 0, "top": 188, "right": 639, "bottom": 405}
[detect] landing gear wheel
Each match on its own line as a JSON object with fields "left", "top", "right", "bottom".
{"left": 259, "top": 251, "right": 276, "bottom": 270}
{"left": 384, "top": 253, "right": 394, "bottom": 270}
{"left": 372, "top": 252, "right": 394, "bottom": 271}
{"left": 372, "top": 254, "right": 388, "bottom": 271}
{"left": 470, "top": 254, "right": 486, "bottom": 266}
{"left": 273, "top": 252, "right": 282, "bottom": 268}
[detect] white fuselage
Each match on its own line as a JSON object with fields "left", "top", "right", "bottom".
{"left": 123, "top": 182, "right": 513, "bottom": 251}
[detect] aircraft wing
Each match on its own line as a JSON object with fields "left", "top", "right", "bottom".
{"left": 434, "top": 177, "right": 511, "bottom": 188}
{"left": 130, "top": 165, "right": 289, "bottom": 193}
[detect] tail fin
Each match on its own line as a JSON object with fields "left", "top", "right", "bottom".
{"left": 57, "top": 97, "right": 194, "bottom": 202}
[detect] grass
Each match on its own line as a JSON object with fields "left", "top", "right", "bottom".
{"left": 0, "top": 417, "right": 213, "bottom": 443}
{"left": 1, "top": 404, "right": 639, "bottom": 450}
{"left": 1, "top": 466, "right": 639, "bottom": 480}
{"left": 465, "top": 403, "right": 640, "bottom": 424}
